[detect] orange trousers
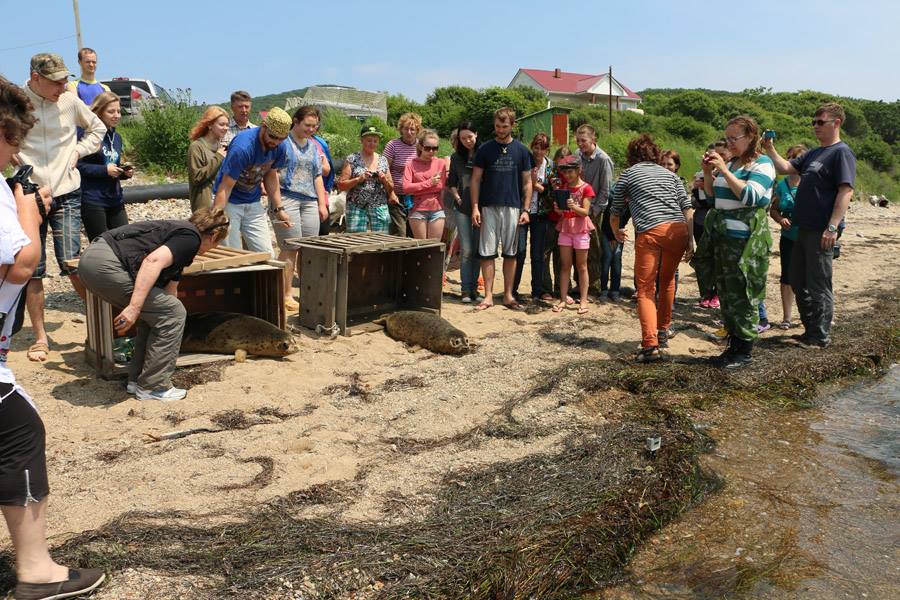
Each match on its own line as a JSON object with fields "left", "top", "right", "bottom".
{"left": 634, "top": 222, "right": 690, "bottom": 348}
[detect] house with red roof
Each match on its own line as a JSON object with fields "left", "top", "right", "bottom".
{"left": 508, "top": 68, "right": 642, "bottom": 110}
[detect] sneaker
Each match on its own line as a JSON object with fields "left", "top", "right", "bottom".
{"left": 698, "top": 297, "right": 711, "bottom": 308}
{"left": 708, "top": 295, "right": 720, "bottom": 309}
{"left": 14, "top": 568, "right": 105, "bottom": 600}
{"left": 126, "top": 380, "right": 138, "bottom": 395}
{"left": 608, "top": 291, "right": 621, "bottom": 302}
{"left": 472, "top": 294, "right": 485, "bottom": 304}
{"left": 136, "top": 386, "right": 187, "bottom": 401}
{"left": 756, "top": 320, "right": 771, "bottom": 334}
{"left": 460, "top": 294, "right": 473, "bottom": 304}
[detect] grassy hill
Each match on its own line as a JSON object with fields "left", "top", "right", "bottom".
{"left": 217, "top": 88, "right": 308, "bottom": 112}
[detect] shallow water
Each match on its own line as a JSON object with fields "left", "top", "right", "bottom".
{"left": 602, "top": 366, "right": 900, "bottom": 599}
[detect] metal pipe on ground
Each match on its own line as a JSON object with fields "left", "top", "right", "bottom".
{"left": 123, "top": 183, "right": 189, "bottom": 204}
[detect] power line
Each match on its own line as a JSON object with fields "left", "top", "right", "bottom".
{"left": 0, "top": 34, "right": 77, "bottom": 53}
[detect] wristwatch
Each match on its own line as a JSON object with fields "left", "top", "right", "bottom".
{"left": 827, "top": 224, "right": 838, "bottom": 233}
{"left": 268, "top": 205, "right": 285, "bottom": 215}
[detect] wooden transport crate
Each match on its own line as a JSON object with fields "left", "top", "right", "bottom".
{"left": 290, "top": 232, "right": 444, "bottom": 336}
{"left": 84, "top": 260, "right": 286, "bottom": 379}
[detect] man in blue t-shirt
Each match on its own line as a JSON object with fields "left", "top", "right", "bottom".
{"left": 764, "top": 102, "right": 856, "bottom": 348}
{"left": 213, "top": 107, "right": 293, "bottom": 254}
{"left": 66, "top": 47, "right": 110, "bottom": 106}
{"left": 471, "top": 107, "right": 533, "bottom": 310}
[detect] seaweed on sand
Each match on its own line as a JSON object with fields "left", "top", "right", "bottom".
{"left": 30, "top": 416, "right": 718, "bottom": 599}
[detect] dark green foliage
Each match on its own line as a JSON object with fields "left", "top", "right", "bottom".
{"left": 853, "top": 137, "right": 895, "bottom": 171}
{"left": 386, "top": 92, "right": 426, "bottom": 127}
{"left": 122, "top": 90, "right": 202, "bottom": 175}
{"left": 424, "top": 85, "right": 481, "bottom": 136}
{"left": 666, "top": 90, "right": 719, "bottom": 125}
{"left": 658, "top": 116, "right": 717, "bottom": 145}
{"left": 861, "top": 100, "right": 900, "bottom": 145}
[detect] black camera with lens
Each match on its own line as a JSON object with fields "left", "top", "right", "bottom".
{"left": 5, "top": 165, "right": 53, "bottom": 219}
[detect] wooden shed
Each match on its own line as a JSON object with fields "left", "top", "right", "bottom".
{"left": 518, "top": 107, "right": 571, "bottom": 147}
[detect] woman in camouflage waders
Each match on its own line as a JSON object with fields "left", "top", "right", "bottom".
{"left": 692, "top": 116, "right": 776, "bottom": 368}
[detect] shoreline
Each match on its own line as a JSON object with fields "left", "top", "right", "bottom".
{"left": 0, "top": 199, "right": 898, "bottom": 598}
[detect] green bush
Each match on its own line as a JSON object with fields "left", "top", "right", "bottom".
{"left": 853, "top": 137, "right": 895, "bottom": 171}
{"left": 659, "top": 116, "right": 716, "bottom": 145}
{"left": 666, "top": 90, "right": 719, "bottom": 125}
{"left": 123, "top": 90, "right": 201, "bottom": 175}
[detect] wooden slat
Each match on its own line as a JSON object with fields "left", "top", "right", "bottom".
{"left": 183, "top": 250, "right": 272, "bottom": 274}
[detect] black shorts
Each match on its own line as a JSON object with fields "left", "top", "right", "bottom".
{"left": 0, "top": 383, "right": 49, "bottom": 506}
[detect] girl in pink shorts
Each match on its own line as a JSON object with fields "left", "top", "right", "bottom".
{"left": 552, "top": 156, "right": 596, "bottom": 315}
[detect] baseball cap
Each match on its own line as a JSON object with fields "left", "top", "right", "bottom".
{"left": 263, "top": 107, "right": 292, "bottom": 138}
{"left": 30, "top": 53, "right": 74, "bottom": 81}
{"left": 557, "top": 155, "right": 580, "bottom": 169}
{"left": 360, "top": 125, "right": 383, "bottom": 138}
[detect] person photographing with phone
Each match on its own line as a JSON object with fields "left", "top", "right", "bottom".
{"left": 550, "top": 156, "right": 595, "bottom": 315}
{"left": 693, "top": 115, "right": 775, "bottom": 368}
{"left": 77, "top": 91, "right": 133, "bottom": 241}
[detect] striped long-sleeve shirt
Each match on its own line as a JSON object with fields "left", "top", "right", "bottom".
{"left": 611, "top": 162, "right": 691, "bottom": 233}
{"left": 712, "top": 155, "right": 775, "bottom": 211}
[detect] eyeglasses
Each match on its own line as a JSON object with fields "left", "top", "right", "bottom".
{"left": 725, "top": 134, "right": 746, "bottom": 144}
{"left": 422, "top": 145, "right": 439, "bottom": 152}
{"left": 811, "top": 119, "right": 835, "bottom": 127}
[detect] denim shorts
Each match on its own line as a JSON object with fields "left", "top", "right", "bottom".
{"left": 34, "top": 189, "right": 82, "bottom": 278}
{"left": 408, "top": 209, "right": 446, "bottom": 222}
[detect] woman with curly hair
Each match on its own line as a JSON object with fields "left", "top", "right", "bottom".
{"left": 610, "top": 134, "right": 693, "bottom": 362}
{"left": 1, "top": 76, "right": 106, "bottom": 599}
{"left": 187, "top": 106, "right": 229, "bottom": 211}
{"left": 693, "top": 115, "right": 776, "bottom": 368}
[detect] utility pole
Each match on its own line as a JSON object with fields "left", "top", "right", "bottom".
{"left": 73, "top": 0, "right": 83, "bottom": 51}
{"left": 608, "top": 66, "right": 613, "bottom": 134}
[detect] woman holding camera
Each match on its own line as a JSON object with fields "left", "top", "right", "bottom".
{"left": 338, "top": 125, "right": 392, "bottom": 233}
{"left": 1, "top": 76, "right": 106, "bottom": 599}
{"left": 77, "top": 91, "right": 133, "bottom": 241}
{"left": 693, "top": 115, "right": 776, "bottom": 368}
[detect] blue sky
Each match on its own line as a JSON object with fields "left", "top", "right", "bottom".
{"left": 1, "top": 0, "right": 897, "bottom": 105}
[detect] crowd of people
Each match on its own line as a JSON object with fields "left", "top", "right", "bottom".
{"left": 0, "top": 47, "right": 857, "bottom": 598}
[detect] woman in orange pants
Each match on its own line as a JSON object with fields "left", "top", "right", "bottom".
{"left": 610, "top": 134, "right": 694, "bottom": 362}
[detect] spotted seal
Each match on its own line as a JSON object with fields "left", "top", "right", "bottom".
{"left": 180, "top": 312, "right": 298, "bottom": 358}
{"left": 375, "top": 310, "right": 469, "bottom": 355}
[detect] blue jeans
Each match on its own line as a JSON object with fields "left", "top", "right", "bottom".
{"left": 758, "top": 300, "right": 768, "bottom": 322}
{"left": 453, "top": 207, "right": 481, "bottom": 295}
{"left": 523, "top": 216, "right": 552, "bottom": 297}
{"left": 35, "top": 189, "right": 82, "bottom": 278}
{"left": 599, "top": 235, "right": 622, "bottom": 292}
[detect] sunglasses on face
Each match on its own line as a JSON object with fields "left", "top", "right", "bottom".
{"left": 422, "top": 145, "right": 439, "bottom": 152}
{"left": 811, "top": 119, "right": 835, "bottom": 126}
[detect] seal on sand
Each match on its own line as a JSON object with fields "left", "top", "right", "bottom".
{"left": 375, "top": 310, "right": 469, "bottom": 355}
{"left": 181, "top": 312, "right": 298, "bottom": 358}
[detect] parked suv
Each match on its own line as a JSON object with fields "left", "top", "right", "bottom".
{"left": 101, "top": 77, "right": 173, "bottom": 114}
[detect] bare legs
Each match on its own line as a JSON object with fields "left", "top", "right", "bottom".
{"left": 780, "top": 283, "right": 795, "bottom": 323}
{"left": 1, "top": 500, "right": 69, "bottom": 584}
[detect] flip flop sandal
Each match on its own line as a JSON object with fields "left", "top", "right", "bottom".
{"left": 475, "top": 302, "right": 493, "bottom": 311}
{"left": 552, "top": 304, "right": 565, "bottom": 313}
{"left": 27, "top": 342, "right": 49, "bottom": 362}
{"left": 503, "top": 302, "right": 524, "bottom": 311}
{"left": 577, "top": 306, "right": 589, "bottom": 315}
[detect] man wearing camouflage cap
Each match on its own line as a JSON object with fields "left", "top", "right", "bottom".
{"left": 212, "top": 107, "right": 292, "bottom": 253}
{"left": 17, "top": 52, "right": 105, "bottom": 362}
